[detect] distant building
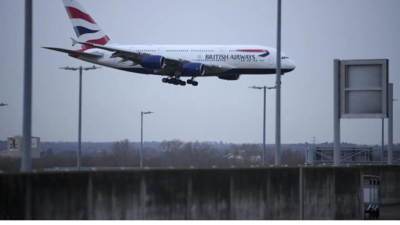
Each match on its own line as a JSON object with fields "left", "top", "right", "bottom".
{"left": 0, "top": 136, "right": 41, "bottom": 158}
{"left": 223, "top": 150, "right": 261, "bottom": 163}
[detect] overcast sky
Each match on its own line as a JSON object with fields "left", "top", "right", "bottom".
{"left": 0, "top": 0, "right": 399, "bottom": 145}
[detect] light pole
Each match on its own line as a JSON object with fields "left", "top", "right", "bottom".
{"left": 382, "top": 96, "right": 397, "bottom": 164}
{"left": 141, "top": 111, "right": 154, "bottom": 168}
{"left": 249, "top": 85, "right": 276, "bottom": 166}
{"left": 60, "top": 65, "right": 101, "bottom": 170}
{"left": 275, "top": 0, "right": 282, "bottom": 166}
{"left": 389, "top": 95, "right": 397, "bottom": 164}
{"left": 21, "top": 0, "right": 33, "bottom": 172}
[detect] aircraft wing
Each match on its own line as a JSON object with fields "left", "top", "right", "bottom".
{"left": 73, "top": 38, "right": 231, "bottom": 75}
{"left": 43, "top": 47, "right": 103, "bottom": 58}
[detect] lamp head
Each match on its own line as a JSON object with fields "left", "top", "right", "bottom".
{"left": 85, "top": 65, "right": 101, "bottom": 71}
{"left": 249, "top": 85, "right": 262, "bottom": 90}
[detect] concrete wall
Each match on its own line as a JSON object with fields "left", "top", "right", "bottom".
{"left": 302, "top": 167, "right": 363, "bottom": 219}
{"left": 0, "top": 167, "right": 364, "bottom": 220}
{"left": 363, "top": 165, "right": 400, "bottom": 205}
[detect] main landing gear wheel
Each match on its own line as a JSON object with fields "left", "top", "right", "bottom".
{"left": 162, "top": 77, "right": 186, "bottom": 86}
{"left": 187, "top": 79, "right": 198, "bottom": 86}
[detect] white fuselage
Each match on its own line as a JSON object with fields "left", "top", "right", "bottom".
{"left": 79, "top": 45, "right": 296, "bottom": 77}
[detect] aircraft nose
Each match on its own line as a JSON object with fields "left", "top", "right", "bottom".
{"left": 287, "top": 59, "right": 296, "bottom": 71}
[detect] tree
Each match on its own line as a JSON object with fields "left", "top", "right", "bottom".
{"left": 159, "top": 139, "right": 183, "bottom": 167}
{"left": 46, "top": 148, "right": 54, "bottom": 157}
{"left": 182, "top": 141, "right": 214, "bottom": 167}
{"left": 111, "top": 139, "right": 137, "bottom": 166}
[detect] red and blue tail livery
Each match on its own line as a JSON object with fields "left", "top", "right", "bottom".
{"left": 44, "top": 0, "right": 295, "bottom": 87}
{"left": 62, "top": 0, "right": 115, "bottom": 49}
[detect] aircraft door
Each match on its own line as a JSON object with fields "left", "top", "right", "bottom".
{"left": 158, "top": 47, "right": 163, "bottom": 53}
{"left": 268, "top": 57, "right": 274, "bottom": 65}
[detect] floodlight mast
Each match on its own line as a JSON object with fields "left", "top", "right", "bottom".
{"left": 21, "top": 0, "right": 33, "bottom": 172}
{"left": 275, "top": 0, "right": 282, "bottom": 166}
{"left": 249, "top": 85, "right": 276, "bottom": 166}
{"left": 60, "top": 65, "right": 101, "bottom": 170}
{"left": 141, "top": 111, "right": 154, "bottom": 168}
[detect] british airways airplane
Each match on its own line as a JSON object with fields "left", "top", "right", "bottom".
{"left": 44, "top": 0, "right": 296, "bottom": 86}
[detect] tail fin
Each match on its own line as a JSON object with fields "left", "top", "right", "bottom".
{"left": 62, "top": 0, "right": 116, "bottom": 50}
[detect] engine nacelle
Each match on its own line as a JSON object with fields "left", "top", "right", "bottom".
{"left": 180, "top": 63, "right": 205, "bottom": 76}
{"left": 140, "top": 55, "right": 165, "bottom": 69}
{"left": 218, "top": 74, "right": 241, "bottom": 81}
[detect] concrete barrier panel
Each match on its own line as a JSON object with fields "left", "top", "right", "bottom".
{"left": 380, "top": 166, "right": 400, "bottom": 205}
{"left": 303, "top": 167, "right": 363, "bottom": 220}
{"left": 0, "top": 167, "right": 365, "bottom": 220}
{"left": 0, "top": 174, "right": 28, "bottom": 219}
{"left": 30, "top": 172, "right": 89, "bottom": 219}
{"left": 264, "top": 168, "right": 300, "bottom": 219}
{"left": 303, "top": 168, "right": 335, "bottom": 219}
{"left": 89, "top": 171, "right": 141, "bottom": 219}
{"left": 142, "top": 170, "right": 190, "bottom": 220}
{"left": 334, "top": 168, "right": 363, "bottom": 219}
{"left": 189, "top": 170, "right": 233, "bottom": 219}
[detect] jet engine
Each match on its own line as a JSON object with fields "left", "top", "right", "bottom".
{"left": 180, "top": 63, "right": 205, "bottom": 76}
{"left": 140, "top": 55, "right": 165, "bottom": 69}
{"left": 218, "top": 74, "right": 241, "bottom": 80}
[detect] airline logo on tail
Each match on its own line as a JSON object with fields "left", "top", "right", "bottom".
{"left": 62, "top": 0, "right": 114, "bottom": 50}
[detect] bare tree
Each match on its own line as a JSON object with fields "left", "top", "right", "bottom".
{"left": 281, "top": 148, "right": 305, "bottom": 165}
{"left": 241, "top": 144, "right": 261, "bottom": 166}
{"left": 159, "top": 139, "right": 183, "bottom": 167}
{"left": 112, "top": 139, "right": 137, "bottom": 166}
{"left": 182, "top": 141, "right": 214, "bottom": 167}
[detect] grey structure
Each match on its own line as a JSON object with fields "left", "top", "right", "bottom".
{"left": 339, "top": 59, "right": 388, "bottom": 118}
{"left": 0, "top": 167, "right": 365, "bottom": 220}
{"left": 0, "top": 136, "right": 41, "bottom": 158}
{"left": 313, "top": 147, "right": 400, "bottom": 164}
{"left": 275, "top": 0, "right": 282, "bottom": 166}
{"left": 333, "top": 59, "right": 389, "bottom": 166}
{"left": 60, "top": 65, "right": 101, "bottom": 170}
{"left": 21, "top": 0, "right": 33, "bottom": 172}
{"left": 388, "top": 84, "right": 394, "bottom": 164}
{"left": 140, "top": 111, "right": 153, "bottom": 168}
{"left": 333, "top": 60, "right": 341, "bottom": 166}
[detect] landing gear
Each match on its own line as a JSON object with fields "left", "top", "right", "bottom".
{"left": 162, "top": 77, "right": 186, "bottom": 86}
{"left": 187, "top": 78, "right": 198, "bottom": 86}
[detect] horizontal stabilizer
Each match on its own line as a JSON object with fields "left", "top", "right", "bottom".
{"left": 71, "top": 37, "right": 78, "bottom": 46}
{"left": 42, "top": 47, "right": 103, "bottom": 58}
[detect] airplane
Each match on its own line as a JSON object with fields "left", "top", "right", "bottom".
{"left": 0, "top": 103, "right": 8, "bottom": 106}
{"left": 44, "top": 0, "right": 296, "bottom": 87}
